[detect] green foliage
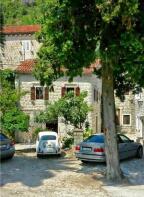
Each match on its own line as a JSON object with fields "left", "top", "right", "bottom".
{"left": 0, "top": 70, "right": 29, "bottom": 138}
{"left": 32, "top": 127, "right": 42, "bottom": 140}
{"left": 0, "top": 70, "right": 21, "bottom": 113}
{"left": 34, "top": 0, "right": 97, "bottom": 85}
{"left": 59, "top": 91, "right": 92, "bottom": 128}
{"left": 35, "top": 101, "right": 59, "bottom": 124}
{"left": 35, "top": 0, "right": 144, "bottom": 100}
{"left": 62, "top": 136, "right": 74, "bottom": 149}
{"left": 2, "top": 0, "right": 44, "bottom": 25}
{"left": 0, "top": 3, "right": 5, "bottom": 47}
{"left": 83, "top": 128, "right": 93, "bottom": 140}
{"left": 1, "top": 108, "right": 29, "bottom": 138}
{"left": 36, "top": 91, "right": 91, "bottom": 129}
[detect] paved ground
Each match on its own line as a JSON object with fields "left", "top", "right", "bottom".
{"left": 0, "top": 149, "right": 144, "bottom": 197}
{"left": 0, "top": 152, "right": 109, "bottom": 197}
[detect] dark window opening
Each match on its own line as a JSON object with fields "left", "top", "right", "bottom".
{"left": 36, "top": 87, "right": 43, "bottom": 99}
{"left": 66, "top": 87, "right": 74, "bottom": 93}
{"left": 123, "top": 115, "right": 130, "bottom": 125}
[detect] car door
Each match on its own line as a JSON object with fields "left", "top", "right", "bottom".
{"left": 118, "top": 134, "right": 136, "bottom": 159}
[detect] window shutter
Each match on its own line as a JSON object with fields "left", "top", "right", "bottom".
{"left": 45, "top": 87, "right": 49, "bottom": 100}
{"left": 31, "top": 87, "right": 35, "bottom": 100}
{"left": 61, "top": 86, "right": 66, "bottom": 97}
{"left": 76, "top": 86, "right": 80, "bottom": 96}
{"left": 94, "top": 89, "right": 96, "bottom": 101}
{"left": 115, "top": 109, "right": 120, "bottom": 125}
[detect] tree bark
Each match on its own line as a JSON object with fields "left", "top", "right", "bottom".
{"left": 102, "top": 63, "right": 122, "bottom": 181}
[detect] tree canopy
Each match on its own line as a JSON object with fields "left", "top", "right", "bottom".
{"left": 0, "top": 70, "right": 29, "bottom": 138}
{"left": 36, "top": 91, "right": 91, "bottom": 129}
{"left": 35, "top": 0, "right": 144, "bottom": 95}
{"left": 1, "top": 0, "right": 44, "bottom": 25}
{"left": 34, "top": 0, "right": 144, "bottom": 181}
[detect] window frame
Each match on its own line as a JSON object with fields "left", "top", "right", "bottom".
{"left": 35, "top": 87, "right": 44, "bottom": 100}
{"left": 122, "top": 114, "right": 131, "bottom": 126}
{"left": 21, "top": 40, "right": 31, "bottom": 52}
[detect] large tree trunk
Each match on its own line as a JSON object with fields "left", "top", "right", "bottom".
{"left": 102, "top": 63, "right": 122, "bottom": 181}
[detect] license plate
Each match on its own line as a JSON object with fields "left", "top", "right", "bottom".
{"left": 82, "top": 147, "right": 91, "bottom": 151}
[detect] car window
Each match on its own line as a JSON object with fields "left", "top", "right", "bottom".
{"left": 40, "top": 135, "right": 56, "bottom": 140}
{"left": 84, "top": 135, "right": 104, "bottom": 143}
{"left": 0, "top": 133, "right": 8, "bottom": 141}
{"left": 119, "top": 134, "right": 131, "bottom": 143}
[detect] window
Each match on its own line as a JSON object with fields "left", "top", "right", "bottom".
{"left": 36, "top": 87, "right": 43, "bottom": 99}
{"left": 21, "top": 40, "right": 31, "bottom": 51}
{"left": 84, "top": 135, "right": 104, "bottom": 143}
{"left": 119, "top": 134, "right": 131, "bottom": 143}
{"left": 31, "top": 86, "right": 49, "bottom": 100}
{"left": 66, "top": 87, "right": 75, "bottom": 93}
{"left": 123, "top": 114, "right": 131, "bottom": 125}
{"left": 40, "top": 135, "right": 56, "bottom": 141}
{"left": 0, "top": 133, "right": 8, "bottom": 141}
{"left": 61, "top": 86, "right": 80, "bottom": 97}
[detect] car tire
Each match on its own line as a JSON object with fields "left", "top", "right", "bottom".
{"left": 81, "top": 160, "right": 88, "bottom": 164}
{"left": 136, "top": 147, "right": 143, "bottom": 159}
{"left": 37, "top": 154, "right": 41, "bottom": 158}
{"left": 8, "top": 154, "right": 14, "bottom": 160}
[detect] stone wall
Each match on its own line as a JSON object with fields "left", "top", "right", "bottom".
{"left": 135, "top": 91, "right": 144, "bottom": 138}
{"left": 15, "top": 74, "right": 102, "bottom": 142}
{"left": 0, "top": 34, "right": 40, "bottom": 70}
{"left": 115, "top": 93, "right": 136, "bottom": 135}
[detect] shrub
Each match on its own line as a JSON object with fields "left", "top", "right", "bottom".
{"left": 62, "top": 136, "right": 74, "bottom": 149}
{"left": 83, "top": 128, "right": 93, "bottom": 139}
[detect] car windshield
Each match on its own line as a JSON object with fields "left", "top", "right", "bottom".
{"left": 40, "top": 135, "right": 56, "bottom": 141}
{"left": 0, "top": 133, "right": 7, "bottom": 141}
{"left": 84, "top": 135, "right": 104, "bottom": 143}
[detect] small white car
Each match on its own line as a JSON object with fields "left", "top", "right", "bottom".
{"left": 36, "top": 131, "right": 61, "bottom": 157}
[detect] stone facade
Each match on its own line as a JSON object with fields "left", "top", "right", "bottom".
{"left": 15, "top": 73, "right": 102, "bottom": 142}
{"left": 0, "top": 25, "right": 40, "bottom": 70}
{"left": 2, "top": 24, "right": 143, "bottom": 143}
{"left": 1, "top": 25, "right": 101, "bottom": 142}
{"left": 115, "top": 93, "right": 136, "bottom": 139}
{"left": 135, "top": 91, "right": 144, "bottom": 139}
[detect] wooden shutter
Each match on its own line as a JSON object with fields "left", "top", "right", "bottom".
{"left": 44, "top": 87, "right": 49, "bottom": 100}
{"left": 31, "top": 87, "right": 35, "bottom": 100}
{"left": 61, "top": 86, "right": 66, "bottom": 97}
{"left": 76, "top": 86, "right": 80, "bottom": 96}
{"left": 115, "top": 109, "right": 120, "bottom": 125}
{"left": 94, "top": 89, "right": 96, "bottom": 101}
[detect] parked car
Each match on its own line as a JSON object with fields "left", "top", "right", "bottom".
{"left": 0, "top": 133, "right": 15, "bottom": 160}
{"left": 75, "top": 133, "right": 143, "bottom": 163}
{"left": 36, "top": 131, "right": 61, "bottom": 157}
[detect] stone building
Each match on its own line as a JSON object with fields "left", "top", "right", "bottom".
{"left": 135, "top": 91, "right": 144, "bottom": 139}
{"left": 115, "top": 93, "right": 136, "bottom": 139}
{"left": 15, "top": 60, "right": 102, "bottom": 142}
{"left": 1, "top": 24, "right": 143, "bottom": 142}
{"left": 0, "top": 25, "right": 40, "bottom": 70}
{"left": 1, "top": 25, "right": 101, "bottom": 142}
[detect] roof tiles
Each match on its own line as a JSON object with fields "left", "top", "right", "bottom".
{"left": 16, "top": 59, "right": 101, "bottom": 75}
{"left": 3, "top": 25, "right": 41, "bottom": 34}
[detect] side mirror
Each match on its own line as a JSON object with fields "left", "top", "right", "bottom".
{"left": 130, "top": 140, "right": 134, "bottom": 143}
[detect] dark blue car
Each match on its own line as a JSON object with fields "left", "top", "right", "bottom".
{"left": 0, "top": 133, "right": 15, "bottom": 160}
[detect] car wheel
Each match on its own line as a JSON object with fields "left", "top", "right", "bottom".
{"left": 8, "top": 154, "right": 14, "bottom": 159}
{"left": 136, "top": 147, "right": 143, "bottom": 159}
{"left": 81, "top": 160, "right": 88, "bottom": 164}
{"left": 37, "top": 154, "right": 41, "bottom": 158}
